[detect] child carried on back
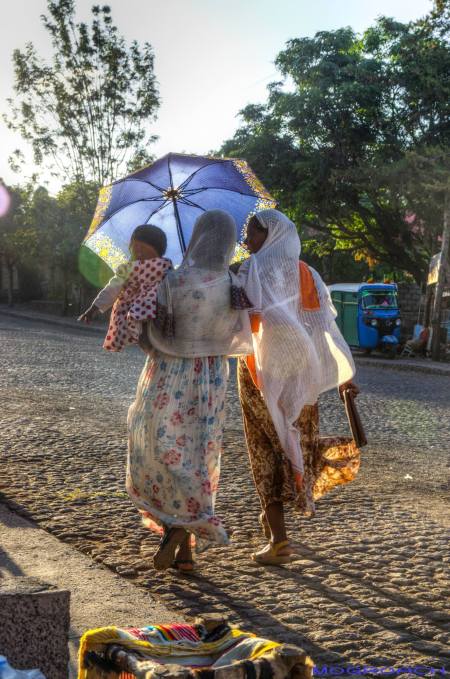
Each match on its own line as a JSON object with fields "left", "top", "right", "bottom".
{"left": 79, "top": 224, "right": 172, "bottom": 352}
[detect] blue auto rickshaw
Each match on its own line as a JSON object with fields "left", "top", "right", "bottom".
{"left": 328, "top": 283, "right": 401, "bottom": 356}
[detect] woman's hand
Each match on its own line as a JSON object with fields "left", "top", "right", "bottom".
{"left": 78, "top": 305, "right": 98, "bottom": 324}
{"left": 339, "top": 380, "right": 360, "bottom": 401}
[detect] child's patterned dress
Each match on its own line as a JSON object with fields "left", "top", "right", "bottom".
{"left": 103, "top": 258, "right": 172, "bottom": 352}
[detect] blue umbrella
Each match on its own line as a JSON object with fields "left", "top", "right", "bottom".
{"left": 80, "top": 153, "right": 276, "bottom": 283}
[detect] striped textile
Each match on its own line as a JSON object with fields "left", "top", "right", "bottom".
{"left": 78, "top": 622, "right": 255, "bottom": 679}
{"left": 79, "top": 621, "right": 314, "bottom": 679}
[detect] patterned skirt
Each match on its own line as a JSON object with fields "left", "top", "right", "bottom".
{"left": 127, "top": 351, "right": 230, "bottom": 550}
{"left": 237, "top": 358, "right": 360, "bottom": 516}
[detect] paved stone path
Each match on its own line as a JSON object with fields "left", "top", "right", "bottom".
{"left": 1, "top": 316, "right": 449, "bottom": 677}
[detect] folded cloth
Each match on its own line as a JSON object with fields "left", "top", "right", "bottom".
{"left": 79, "top": 620, "right": 314, "bottom": 679}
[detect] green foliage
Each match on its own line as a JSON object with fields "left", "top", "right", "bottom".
{"left": 0, "top": 183, "right": 38, "bottom": 267}
{"left": 5, "top": 0, "right": 160, "bottom": 185}
{"left": 52, "top": 181, "right": 98, "bottom": 275}
{"left": 0, "top": 178, "right": 102, "bottom": 307}
{"left": 221, "top": 10, "right": 450, "bottom": 284}
{"left": 0, "top": 182, "right": 38, "bottom": 303}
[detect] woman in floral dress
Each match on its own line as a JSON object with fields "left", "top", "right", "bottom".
{"left": 126, "top": 210, "right": 253, "bottom": 571}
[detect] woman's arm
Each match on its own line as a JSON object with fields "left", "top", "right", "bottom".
{"left": 234, "top": 257, "right": 262, "bottom": 311}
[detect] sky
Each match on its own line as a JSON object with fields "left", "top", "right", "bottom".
{"left": 0, "top": 0, "right": 434, "bottom": 192}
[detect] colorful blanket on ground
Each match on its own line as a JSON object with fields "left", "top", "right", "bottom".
{"left": 78, "top": 622, "right": 284, "bottom": 679}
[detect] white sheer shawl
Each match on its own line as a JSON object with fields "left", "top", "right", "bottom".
{"left": 147, "top": 210, "right": 253, "bottom": 358}
{"left": 238, "top": 209, "right": 355, "bottom": 475}
{"left": 301, "top": 266, "right": 355, "bottom": 393}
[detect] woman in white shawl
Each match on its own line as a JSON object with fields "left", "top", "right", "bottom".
{"left": 237, "top": 209, "right": 360, "bottom": 565}
{"left": 127, "top": 210, "right": 253, "bottom": 571}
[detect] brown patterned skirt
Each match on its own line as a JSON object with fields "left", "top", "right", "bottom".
{"left": 237, "top": 358, "right": 360, "bottom": 516}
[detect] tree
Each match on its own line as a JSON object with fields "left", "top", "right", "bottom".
{"left": 221, "top": 11, "right": 450, "bottom": 284}
{"left": 5, "top": 0, "right": 160, "bottom": 185}
{"left": 52, "top": 181, "right": 99, "bottom": 312}
{"left": 0, "top": 183, "right": 38, "bottom": 305}
{"left": 25, "top": 181, "right": 100, "bottom": 311}
{"left": 0, "top": 179, "right": 101, "bottom": 310}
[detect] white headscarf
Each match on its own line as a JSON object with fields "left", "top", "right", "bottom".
{"left": 147, "top": 210, "right": 253, "bottom": 358}
{"left": 238, "top": 209, "right": 355, "bottom": 475}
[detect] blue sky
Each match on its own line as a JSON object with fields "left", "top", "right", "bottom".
{"left": 0, "top": 0, "right": 434, "bottom": 191}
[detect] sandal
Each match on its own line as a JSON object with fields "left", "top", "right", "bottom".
{"left": 173, "top": 559, "right": 195, "bottom": 573}
{"left": 251, "top": 540, "right": 292, "bottom": 566}
{"left": 153, "top": 527, "right": 188, "bottom": 571}
{"left": 259, "top": 511, "right": 271, "bottom": 540}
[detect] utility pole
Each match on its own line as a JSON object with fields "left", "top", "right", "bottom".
{"left": 431, "top": 191, "right": 450, "bottom": 360}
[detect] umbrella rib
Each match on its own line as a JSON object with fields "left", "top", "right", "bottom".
{"left": 114, "top": 177, "right": 166, "bottom": 192}
{"left": 177, "top": 159, "right": 228, "bottom": 191}
{"left": 147, "top": 201, "right": 171, "bottom": 218}
{"left": 91, "top": 198, "right": 168, "bottom": 232}
{"left": 178, "top": 197, "right": 207, "bottom": 210}
{"left": 168, "top": 155, "right": 186, "bottom": 252}
{"left": 182, "top": 186, "right": 257, "bottom": 198}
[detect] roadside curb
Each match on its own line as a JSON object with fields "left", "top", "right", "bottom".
{"left": 354, "top": 356, "right": 450, "bottom": 377}
{"left": 2, "top": 307, "right": 449, "bottom": 376}
{"left": 0, "top": 502, "right": 177, "bottom": 679}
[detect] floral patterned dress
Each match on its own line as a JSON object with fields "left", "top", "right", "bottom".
{"left": 126, "top": 351, "right": 230, "bottom": 551}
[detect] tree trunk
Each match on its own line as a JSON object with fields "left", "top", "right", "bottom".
{"left": 63, "top": 267, "right": 70, "bottom": 316}
{"left": 326, "top": 250, "right": 334, "bottom": 283}
{"left": 431, "top": 191, "right": 450, "bottom": 361}
{"left": 6, "top": 259, "right": 14, "bottom": 307}
{"left": 423, "top": 284, "right": 433, "bottom": 327}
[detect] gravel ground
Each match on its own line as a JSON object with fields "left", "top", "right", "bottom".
{"left": 1, "top": 315, "right": 449, "bottom": 677}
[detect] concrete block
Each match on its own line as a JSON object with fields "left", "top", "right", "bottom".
{"left": 0, "top": 577, "right": 70, "bottom": 679}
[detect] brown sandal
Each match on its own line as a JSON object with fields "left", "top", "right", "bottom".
{"left": 251, "top": 540, "right": 293, "bottom": 566}
{"left": 173, "top": 559, "right": 195, "bottom": 573}
{"left": 153, "top": 527, "right": 188, "bottom": 571}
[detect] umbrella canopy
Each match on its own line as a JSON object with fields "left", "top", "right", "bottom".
{"left": 81, "top": 153, "right": 276, "bottom": 279}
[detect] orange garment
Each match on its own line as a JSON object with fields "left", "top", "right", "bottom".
{"left": 299, "top": 260, "right": 320, "bottom": 311}
{"left": 246, "top": 314, "right": 262, "bottom": 388}
{"left": 245, "top": 261, "right": 320, "bottom": 388}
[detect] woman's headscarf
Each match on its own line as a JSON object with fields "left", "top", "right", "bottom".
{"left": 183, "top": 209, "right": 236, "bottom": 271}
{"left": 238, "top": 209, "right": 355, "bottom": 475}
{"left": 147, "top": 210, "right": 253, "bottom": 358}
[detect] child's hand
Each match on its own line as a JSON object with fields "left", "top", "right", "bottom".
{"left": 78, "top": 305, "right": 99, "bottom": 324}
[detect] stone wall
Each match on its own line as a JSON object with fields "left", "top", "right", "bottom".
{"left": 397, "top": 282, "right": 422, "bottom": 338}
{"left": 0, "top": 577, "right": 70, "bottom": 679}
